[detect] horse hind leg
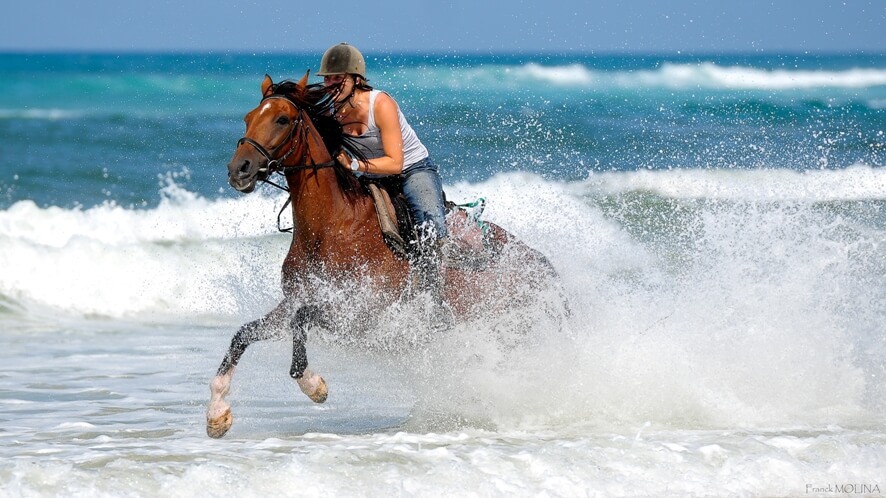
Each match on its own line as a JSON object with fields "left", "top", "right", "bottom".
{"left": 206, "top": 309, "right": 287, "bottom": 439}
{"left": 290, "top": 305, "right": 328, "bottom": 404}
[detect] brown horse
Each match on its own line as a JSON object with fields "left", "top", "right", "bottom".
{"left": 206, "top": 73, "right": 563, "bottom": 438}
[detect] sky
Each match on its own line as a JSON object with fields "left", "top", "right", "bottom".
{"left": 1, "top": 0, "right": 883, "bottom": 54}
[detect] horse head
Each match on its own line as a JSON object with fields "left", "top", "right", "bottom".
{"left": 227, "top": 73, "right": 312, "bottom": 193}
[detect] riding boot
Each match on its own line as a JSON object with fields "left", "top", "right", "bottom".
{"left": 414, "top": 237, "right": 454, "bottom": 328}
{"left": 413, "top": 237, "right": 442, "bottom": 301}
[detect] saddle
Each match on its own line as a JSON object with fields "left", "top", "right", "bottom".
{"left": 364, "top": 179, "right": 412, "bottom": 258}
{"left": 360, "top": 178, "right": 492, "bottom": 270}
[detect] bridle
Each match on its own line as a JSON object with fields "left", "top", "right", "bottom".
{"left": 236, "top": 95, "right": 337, "bottom": 178}
{"left": 236, "top": 94, "right": 338, "bottom": 232}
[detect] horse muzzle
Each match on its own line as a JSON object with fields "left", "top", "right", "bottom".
{"left": 227, "top": 157, "right": 268, "bottom": 193}
{"left": 229, "top": 178, "right": 257, "bottom": 193}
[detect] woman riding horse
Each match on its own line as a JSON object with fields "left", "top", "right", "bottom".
{"left": 206, "top": 72, "right": 561, "bottom": 438}
{"left": 318, "top": 42, "right": 449, "bottom": 305}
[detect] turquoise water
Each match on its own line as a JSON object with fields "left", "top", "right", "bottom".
{"left": 1, "top": 52, "right": 885, "bottom": 496}
{"left": 2, "top": 52, "right": 884, "bottom": 208}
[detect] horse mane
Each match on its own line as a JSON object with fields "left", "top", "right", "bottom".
{"left": 268, "top": 80, "right": 365, "bottom": 196}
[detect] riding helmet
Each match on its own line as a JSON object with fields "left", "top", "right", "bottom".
{"left": 317, "top": 43, "right": 366, "bottom": 78}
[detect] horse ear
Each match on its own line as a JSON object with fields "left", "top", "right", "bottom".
{"left": 296, "top": 70, "right": 310, "bottom": 92}
{"left": 261, "top": 74, "right": 274, "bottom": 96}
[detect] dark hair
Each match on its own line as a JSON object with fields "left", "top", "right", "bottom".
{"left": 353, "top": 74, "right": 373, "bottom": 92}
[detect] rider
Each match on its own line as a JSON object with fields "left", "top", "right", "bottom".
{"left": 317, "top": 42, "right": 449, "bottom": 304}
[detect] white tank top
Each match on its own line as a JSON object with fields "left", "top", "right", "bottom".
{"left": 349, "top": 90, "right": 429, "bottom": 170}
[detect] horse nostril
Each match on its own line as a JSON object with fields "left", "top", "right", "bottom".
{"left": 239, "top": 161, "right": 251, "bottom": 174}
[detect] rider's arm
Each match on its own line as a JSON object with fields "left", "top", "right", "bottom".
{"left": 354, "top": 93, "right": 404, "bottom": 175}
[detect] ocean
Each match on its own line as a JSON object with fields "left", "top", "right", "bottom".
{"left": 0, "top": 52, "right": 885, "bottom": 497}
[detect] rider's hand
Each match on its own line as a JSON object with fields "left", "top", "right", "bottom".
{"left": 336, "top": 150, "right": 352, "bottom": 170}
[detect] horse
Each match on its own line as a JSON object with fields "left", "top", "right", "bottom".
{"left": 206, "top": 73, "right": 563, "bottom": 438}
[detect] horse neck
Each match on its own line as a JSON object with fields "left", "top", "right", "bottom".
{"left": 282, "top": 123, "right": 363, "bottom": 237}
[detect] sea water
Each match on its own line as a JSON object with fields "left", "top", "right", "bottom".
{"left": 0, "top": 52, "right": 884, "bottom": 497}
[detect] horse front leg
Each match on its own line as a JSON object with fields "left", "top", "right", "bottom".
{"left": 290, "top": 305, "right": 328, "bottom": 403}
{"left": 206, "top": 303, "right": 289, "bottom": 438}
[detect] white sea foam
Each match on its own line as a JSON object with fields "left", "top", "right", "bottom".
{"left": 519, "top": 62, "right": 596, "bottom": 86}
{"left": 0, "top": 182, "right": 278, "bottom": 248}
{"left": 0, "top": 183, "right": 291, "bottom": 318}
{"left": 512, "top": 62, "right": 886, "bottom": 90}
{"left": 655, "top": 62, "right": 886, "bottom": 90}
{"left": 1, "top": 169, "right": 885, "bottom": 497}
{"left": 581, "top": 163, "right": 886, "bottom": 201}
{"left": 3, "top": 428, "right": 884, "bottom": 497}
{"left": 1, "top": 167, "right": 883, "bottom": 322}
{"left": 0, "top": 108, "right": 86, "bottom": 120}
{"left": 420, "top": 171, "right": 884, "bottom": 431}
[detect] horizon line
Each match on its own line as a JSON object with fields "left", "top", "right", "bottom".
{"left": 1, "top": 48, "right": 885, "bottom": 58}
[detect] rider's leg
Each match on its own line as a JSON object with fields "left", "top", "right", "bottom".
{"left": 400, "top": 158, "right": 448, "bottom": 304}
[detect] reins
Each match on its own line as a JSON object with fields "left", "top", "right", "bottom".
{"left": 264, "top": 159, "right": 337, "bottom": 233}
{"left": 237, "top": 94, "right": 338, "bottom": 233}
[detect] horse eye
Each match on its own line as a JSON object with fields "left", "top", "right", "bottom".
{"left": 276, "top": 116, "right": 290, "bottom": 126}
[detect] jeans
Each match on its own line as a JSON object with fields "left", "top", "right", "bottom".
{"left": 401, "top": 157, "right": 448, "bottom": 240}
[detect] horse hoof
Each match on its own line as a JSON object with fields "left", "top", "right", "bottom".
{"left": 206, "top": 408, "right": 232, "bottom": 438}
{"left": 309, "top": 378, "right": 328, "bottom": 403}
{"left": 297, "top": 373, "right": 328, "bottom": 404}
